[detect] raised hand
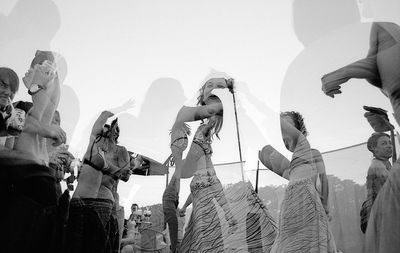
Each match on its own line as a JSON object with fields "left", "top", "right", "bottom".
{"left": 121, "top": 98, "right": 135, "bottom": 111}
{"left": 109, "top": 98, "right": 135, "bottom": 115}
{"left": 226, "top": 78, "right": 235, "bottom": 94}
{"left": 364, "top": 112, "right": 394, "bottom": 132}
{"left": 49, "top": 148, "right": 74, "bottom": 168}
{"left": 178, "top": 207, "right": 186, "bottom": 217}
{"left": 31, "top": 63, "right": 57, "bottom": 89}
{"left": 321, "top": 73, "right": 346, "bottom": 98}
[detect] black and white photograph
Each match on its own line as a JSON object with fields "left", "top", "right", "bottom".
{"left": 0, "top": 0, "right": 399, "bottom": 252}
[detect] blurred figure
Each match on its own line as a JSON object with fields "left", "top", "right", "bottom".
{"left": 168, "top": 78, "right": 237, "bottom": 252}
{"left": 66, "top": 111, "right": 128, "bottom": 253}
{"left": 47, "top": 110, "right": 75, "bottom": 199}
{"left": 0, "top": 67, "right": 19, "bottom": 147}
{"left": 174, "top": 77, "right": 276, "bottom": 252}
{"left": 260, "top": 112, "right": 331, "bottom": 253}
{"left": 321, "top": 4, "right": 400, "bottom": 251}
{"left": 97, "top": 118, "right": 130, "bottom": 253}
{"left": 1, "top": 50, "right": 67, "bottom": 253}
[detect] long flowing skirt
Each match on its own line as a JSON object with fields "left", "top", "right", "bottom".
{"left": 365, "top": 163, "right": 400, "bottom": 253}
{"left": 180, "top": 178, "right": 276, "bottom": 253}
{"left": 271, "top": 178, "right": 329, "bottom": 253}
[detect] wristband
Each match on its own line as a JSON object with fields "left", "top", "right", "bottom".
{"left": 28, "top": 84, "right": 42, "bottom": 95}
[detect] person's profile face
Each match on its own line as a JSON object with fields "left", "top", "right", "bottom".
{"left": 373, "top": 135, "right": 393, "bottom": 159}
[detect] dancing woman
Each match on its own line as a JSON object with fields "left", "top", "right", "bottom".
{"left": 97, "top": 119, "right": 131, "bottom": 253}
{"left": 163, "top": 77, "right": 235, "bottom": 252}
{"left": 260, "top": 111, "right": 336, "bottom": 252}
{"left": 260, "top": 112, "right": 330, "bottom": 253}
{"left": 66, "top": 113, "right": 129, "bottom": 253}
{"left": 167, "top": 77, "right": 276, "bottom": 252}
{"left": 321, "top": 21, "right": 400, "bottom": 253}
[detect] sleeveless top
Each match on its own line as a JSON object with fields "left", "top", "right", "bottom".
{"left": 192, "top": 124, "right": 213, "bottom": 155}
{"left": 190, "top": 124, "right": 219, "bottom": 195}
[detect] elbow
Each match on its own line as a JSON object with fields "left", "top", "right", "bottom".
{"left": 206, "top": 107, "right": 217, "bottom": 115}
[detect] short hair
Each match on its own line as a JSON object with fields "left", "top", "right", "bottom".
{"left": 0, "top": 67, "right": 19, "bottom": 95}
{"left": 367, "top": 132, "right": 390, "bottom": 154}
{"left": 281, "top": 111, "right": 308, "bottom": 137}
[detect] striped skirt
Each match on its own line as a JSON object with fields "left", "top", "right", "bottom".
{"left": 180, "top": 175, "right": 276, "bottom": 253}
{"left": 271, "top": 178, "right": 329, "bottom": 253}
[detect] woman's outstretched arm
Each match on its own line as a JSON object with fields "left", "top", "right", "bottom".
{"left": 321, "top": 23, "right": 382, "bottom": 98}
{"left": 172, "top": 102, "right": 223, "bottom": 129}
{"left": 91, "top": 111, "right": 114, "bottom": 137}
{"left": 259, "top": 145, "right": 290, "bottom": 179}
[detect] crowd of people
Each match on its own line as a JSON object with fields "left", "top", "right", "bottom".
{"left": 1, "top": 20, "right": 399, "bottom": 253}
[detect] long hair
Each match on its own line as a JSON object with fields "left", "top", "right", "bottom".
{"left": 281, "top": 111, "right": 308, "bottom": 137}
{"left": 110, "top": 118, "right": 120, "bottom": 143}
{"left": 202, "top": 95, "right": 223, "bottom": 140}
{"left": 103, "top": 118, "right": 120, "bottom": 143}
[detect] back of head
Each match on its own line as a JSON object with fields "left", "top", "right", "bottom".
{"left": 281, "top": 111, "right": 308, "bottom": 137}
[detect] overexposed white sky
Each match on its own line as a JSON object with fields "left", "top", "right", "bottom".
{"left": 1, "top": 0, "right": 398, "bottom": 211}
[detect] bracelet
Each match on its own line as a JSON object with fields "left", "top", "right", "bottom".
{"left": 28, "top": 84, "right": 43, "bottom": 95}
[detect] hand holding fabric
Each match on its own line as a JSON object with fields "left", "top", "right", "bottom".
{"left": 363, "top": 106, "right": 394, "bottom": 132}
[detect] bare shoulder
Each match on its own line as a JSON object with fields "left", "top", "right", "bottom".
{"left": 368, "top": 159, "right": 387, "bottom": 175}
{"left": 116, "top": 145, "right": 128, "bottom": 155}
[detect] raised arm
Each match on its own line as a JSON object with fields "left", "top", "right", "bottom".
{"left": 321, "top": 23, "right": 382, "bottom": 98}
{"left": 259, "top": 145, "right": 290, "bottom": 179}
{"left": 172, "top": 102, "right": 223, "bottom": 128}
{"left": 91, "top": 111, "right": 114, "bottom": 137}
{"left": 280, "top": 115, "right": 304, "bottom": 142}
{"left": 23, "top": 115, "right": 66, "bottom": 146}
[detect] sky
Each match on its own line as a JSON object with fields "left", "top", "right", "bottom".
{"left": 1, "top": 0, "right": 399, "bottom": 212}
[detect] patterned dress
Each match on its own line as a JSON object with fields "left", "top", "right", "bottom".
{"left": 180, "top": 125, "right": 276, "bottom": 252}
{"left": 271, "top": 135, "right": 330, "bottom": 253}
